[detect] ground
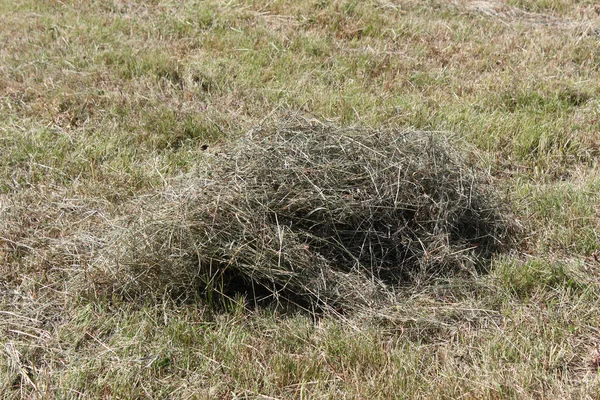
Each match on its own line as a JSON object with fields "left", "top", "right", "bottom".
{"left": 2, "top": 0, "right": 600, "bottom": 398}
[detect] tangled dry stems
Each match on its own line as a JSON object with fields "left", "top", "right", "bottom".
{"left": 102, "top": 120, "right": 516, "bottom": 311}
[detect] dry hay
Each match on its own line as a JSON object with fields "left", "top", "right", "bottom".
{"left": 101, "top": 119, "right": 517, "bottom": 311}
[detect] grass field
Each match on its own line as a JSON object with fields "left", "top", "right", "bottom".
{"left": 2, "top": 0, "right": 600, "bottom": 398}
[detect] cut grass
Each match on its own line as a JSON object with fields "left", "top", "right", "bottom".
{"left": 2, "top": 0, "right": 600, "bottom": 398}
{"left": 94, "top": 121, "right": 515, "bottom": 312}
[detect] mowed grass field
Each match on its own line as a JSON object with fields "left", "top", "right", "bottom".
{"left": 2, "top": 0, "right": 600, "bottom": 398}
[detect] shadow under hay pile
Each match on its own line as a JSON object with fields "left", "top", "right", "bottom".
{"left": 111, "top": 121, "right": 516, "bottom": 311}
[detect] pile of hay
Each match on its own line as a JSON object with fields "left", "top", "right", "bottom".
{"left": 106, "top": 120, "right": 515, "bottom": 311}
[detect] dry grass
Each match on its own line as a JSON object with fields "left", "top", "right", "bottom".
{"left": 97, "top": 118, "right": 515, "bottom": 311}
{"left": 2, "top": 0, "right": 600, "bottom": 398}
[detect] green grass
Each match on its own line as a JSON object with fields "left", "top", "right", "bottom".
{"left": 2, "top": 0, "right": 600, "bottom": 398}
